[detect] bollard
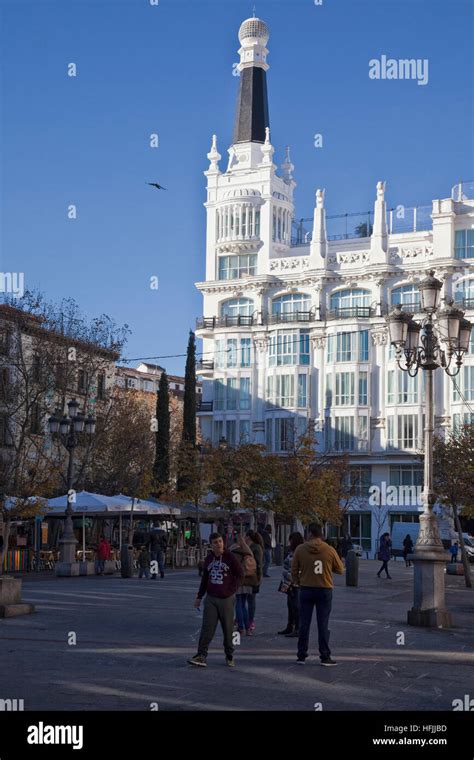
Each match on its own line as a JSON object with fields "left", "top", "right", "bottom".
{"left": 346, "top": 549, "right": 359, "bottom": 587}
{"left": 120, "top": 544, "right": 134, "bottom": 578}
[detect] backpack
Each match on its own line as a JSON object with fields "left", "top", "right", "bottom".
{"left": 242, "top": 552, "right": 257, "bottom": 576}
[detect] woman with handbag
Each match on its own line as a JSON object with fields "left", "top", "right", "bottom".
{"left": 278, "top": 532, "right": 304, "bottom": 637}
{"left": 231, "top": 533, "right": 259, "bottom": 636}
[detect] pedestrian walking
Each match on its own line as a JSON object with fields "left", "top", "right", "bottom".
{"left": 149, "top": 521, "right": 167, "bottom": 579}
{"left": 231, "top": 534, "right": 259, "bottom": 636}
{"left": 96, "top": 535, "right": 111, "bottom": 575}
{"left": 403, "top": 534, "right": 414, "bottom": 567}
{"left": 188, "top": 533, "right": 243, "bottom": 668}
{"left": 377, "top": 533, "right": 392, "bottom": 578}
{"left": 259, "top": 524, "right": 273, "bottom": 577}
{"left": 449, "top": 541, "right": 459, "bottom": 563}
{"left": 340, "top": 534, "right": 353, "bottom": 564}
{"left": 278, "top": 531, "right": 304, "bottom": 637}
{"left": 138, "top": 545, "right": 151, "bottom": 579}
{"left": 291, "top": 523, "right": 344, "bottom": 666}
{"left": 245, "top": 530, "right": 264, "bottom": 633}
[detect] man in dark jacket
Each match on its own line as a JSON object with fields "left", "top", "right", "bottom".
{"left": 259, "top": 524, "right": 272, "bottom": 577}
{"left": 188, "top": 533, "right": 243, "bottom": 668}
{"left": 149, "top": 522, "right": 167, "bottom": 579}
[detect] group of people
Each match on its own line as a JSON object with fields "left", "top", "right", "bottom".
{"left": 188, "top": 522, "right": 344, "bottom": 669}
{"left": 94, "top": 521, "right": 168, "bottom": 580}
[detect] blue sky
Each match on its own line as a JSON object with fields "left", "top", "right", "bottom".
{"left": 1, "top": 0, "right": 473, "bottom": 374}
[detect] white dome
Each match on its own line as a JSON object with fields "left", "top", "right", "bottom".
{"left": 223, "top": 188, "right": 262, "bottom": 199}
{"left": 238, "top": 17, "right": 269, "bottom": 45}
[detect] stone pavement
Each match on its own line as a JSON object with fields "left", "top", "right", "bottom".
{"left": 0, "top": 559, "right": 472, "bottom": 711}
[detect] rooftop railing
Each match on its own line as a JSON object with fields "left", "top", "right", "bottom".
{"left": 452, "top": 182, "right": 474, "bottom": 202}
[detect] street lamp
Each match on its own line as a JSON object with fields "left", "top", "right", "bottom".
{"left": 48, "top": 400, "right": 96, "bottom": 574}
{"left": 386, "top": 270, "right": 472, "bottom": 628}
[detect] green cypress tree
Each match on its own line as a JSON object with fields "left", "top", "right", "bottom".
{"left": 182, "top": 330, "right": 196, "bottom": 446}
{"left": 154, "top": 370, "right": 170, "bottom": 488}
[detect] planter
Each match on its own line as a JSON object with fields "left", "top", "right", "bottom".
{"left": 0, "top": 576, "right": 35, "bottom": 617}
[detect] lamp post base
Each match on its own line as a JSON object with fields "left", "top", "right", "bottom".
{"left": 56, "top": 561, "right": 81, "bottom": 577}
{"left": 407, "top": 552, "right": 451, "bottom": 629}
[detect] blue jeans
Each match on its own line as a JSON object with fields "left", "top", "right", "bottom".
{"left": 248, "top": 593, "right": 256, "bottom": 624}
{"left": 263, "top": 549, "right": 272, "bottom": 575}
{"left": 235, "top": 593, "right": 251, "bottom": 631}
{"left": 297, "top": 587, "right": 333, "bottom": 661}
{"left": 139, "top": 567, "right": 150, "bottom": 578}
{"left": 150, "top": 551, "right": 165, "bottom": 577}
{"left": 96, "top": 559, "right": 105, "bottom": 574}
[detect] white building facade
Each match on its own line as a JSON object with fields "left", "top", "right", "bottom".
{"left": 195, "top": 17, "right": 474, "bottom": 554}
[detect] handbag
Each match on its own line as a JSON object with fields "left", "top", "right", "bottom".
{"left": 278, "top": 579, "right": 291, "bottom": 594}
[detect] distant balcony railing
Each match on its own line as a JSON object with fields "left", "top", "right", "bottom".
{"left": 196, "top": 315, "right": 254, "bottom": 330}
{"left": 197, "top": 360, "right": 214, "bottom": 371}
{"left": 326, "top": 306, "right": 374, "bottom": 320}
{"left": 389, "top": 301, "right": 422, "bottom": 313}
{"left": 454, "top": 297, "right": 474, "bottom": 310}
{"left": 452, "top": 181, "right": 474, "bottom": 202}
{"left": 267, "top": 310, "right": 316, "bottom": 325}
{"left": 197, "top": 401, "right": 213, "bottom": 412}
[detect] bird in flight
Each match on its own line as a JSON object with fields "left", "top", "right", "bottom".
{"left": 147, "top": 182, "right": 167, "bottom": 190}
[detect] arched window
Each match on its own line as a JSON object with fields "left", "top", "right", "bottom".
{"left": 391, "top": 284, "right": 421, "bottom": 310}
{"left": 454, "top": 278, "right": 474, "bottom": 308}
{"left": 330, "top": 288, "right": 371, "bottom": 317}
{"left": 272, "top": 293, "right": 311, "bottom": 322}
{"left": 220, "top": 298, "right": 254, "bottom": 325}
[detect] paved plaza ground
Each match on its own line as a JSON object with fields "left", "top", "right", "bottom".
{"left": 0, "top": 559, "right": 472, "bottom": 711}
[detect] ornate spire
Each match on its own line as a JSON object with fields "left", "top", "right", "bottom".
{"left": 281, "top": 145, "right": 294, "bottom": 183}
{"left": 371, "top": 179, "right": 388, "bottom": 262}
{"left": 206, "top": 134, "right": 221, "bottom": 173}
{"left": 260, "top": 126, "right": 274, "bottom": 165}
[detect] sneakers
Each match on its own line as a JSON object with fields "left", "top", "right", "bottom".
{"left": 187, "top": 654, "right": 207, "bottom": 667}
{"left": 296, "top": 657, "right": 306, "bottom": 665}
{"left": 226, "top": 656, "right": 235, "bottom": 668}
{"left": 320, "top": 657, "right": 337, "bottom": 667}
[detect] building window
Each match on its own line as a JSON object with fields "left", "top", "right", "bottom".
{"left": 330, "top": 288, "right": 371, "bottom": 317}
{"left": 273, "top": 417, "right": 306, "bottom": 452}
{"left": 455, "top": 229, "right": 474, "bottom": 259}
{"left": 391, "top": 284, "right": 421, "bottom": 310}
{"left": 358, "top": 371, "right": 368, "bottom": 405}
{"left": 453, "top": 412, "right": 474, "bottom": 432}
{"left": 220, "top": 298, "right": 254, "bottom": 322}
{"left": 240, "top": 338, "right": 251, "bottom": 367}
{"left": 32, "top": 354, "right": 42, "bottom": 384}
{"left": 387, "top": 370, "right": 395, "bottom": 404}
{"left": 269, "top": 330, "right": 308, "bottom": 366}
{"left": 272, "top": 293, "right": 311, "bottom": 320}
{"left": 227, "top": 339, "right": 238, "bottom": 368}
{"left": 453, "top": 365, "right": 474, "bottom": 401}
{"left": 336, "top": 332, "right": 353, "bottom": 362}
{"left": 335, "top": 372, "right": 355, "bottom": 406}
{"left": 345, "top": 466, "right": 372, "bottom": 498}
{"left": 299, "top": 329, "right": 310, "bottom": 364}
{"left": 334, "top": 416, "right": 355, "bottom": 451}
{"left": 389, "top": 465, "right": 423, "bottom": 487}
{"left": 226, "top": 420, "right": 236, "bottom": 446}
{"left": 327, "top": 334, "right": 334, "bottom": 363}
{"left": 214, "top": 379, "right": 225, "bottom": 410}
{"left": 387, "top": 414, "right": 420, "bottom": 449}
{"left": 239, "top": 377, "right": 251, "bottom": 410}
{"left": 298, "top": 374, "right": 307, "bottom": 408}
{"left": 226, "top": 378, "right": 238, "bottom": 410}
{"left": 218, "top": 254, "right": 257, "bottom": 280}
{"left": 97, "top": 373, "right": 106, "bottom": 400}
{"left": 359, "top": 330, "right": 369, "bottom": 361}
{"left": 239, "top": 419, "right": 250, "bottom": 443}
{"left": 126, "top": 377, "right": 136, "bottom": 389}
{"left": 78, "top": 370, "right": 89, "bottom": 394}
{"left": 30, "top": 403, "right": 43, "bottom": 435}
{"left": 213, "top": 420, "right": 223, "bottom": 445}
{"left": 0, "top": 414, "right": 13, "bottom": 446}
{"left": 0, "top": 329, "right": 10, "bottom": 356}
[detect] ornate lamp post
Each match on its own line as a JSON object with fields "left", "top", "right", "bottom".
{"left": 386, "top": 271, "right": 472, "bottom": 627}
{"left": 48, "top": 399, "right": 96, "bottom": 576}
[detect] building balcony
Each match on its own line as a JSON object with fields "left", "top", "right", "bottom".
{"left": 267, "top": 310, "right": 317, "bottom": 325}
{"left": 196, "top": 315, "right": 254, "bottom": 330}
{"left": 326, "top": 306, "right": 375, "bottom": 320}
{"left": 454, "top": 297, "right": 474, "bottom": 311}
{"left": 197, "top": 360, "right": 215, "bottom": 372}
{"left": 197, "top": 401, "right": 213, "bottom": 413}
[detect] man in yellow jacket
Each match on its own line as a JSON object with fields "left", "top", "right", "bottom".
{"left": 291, "top": 522, "right": 344, "bottom": 666}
